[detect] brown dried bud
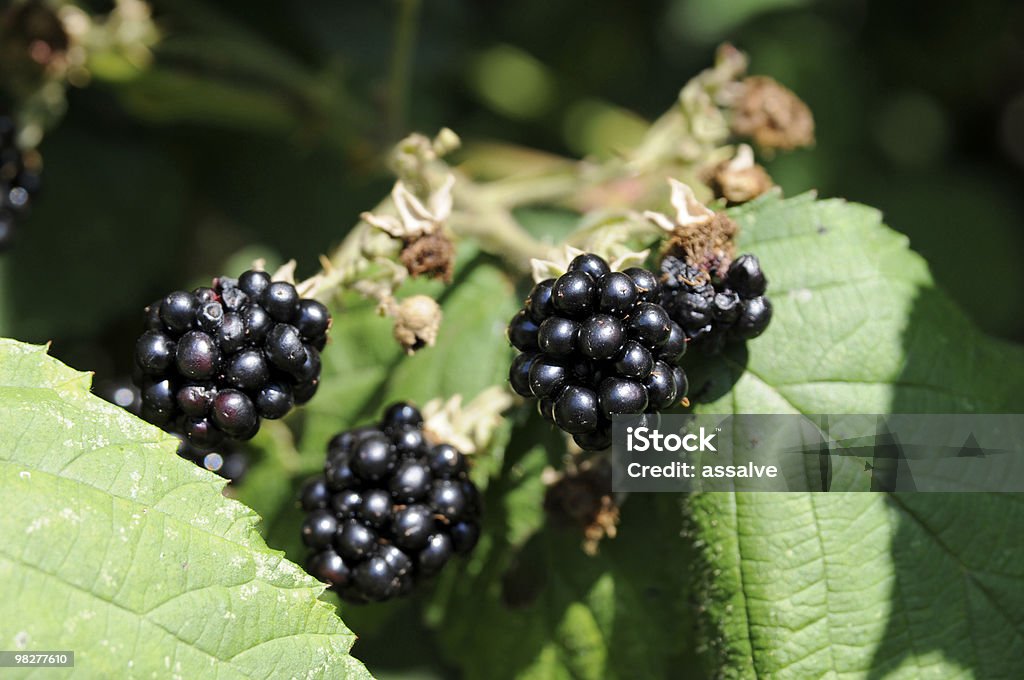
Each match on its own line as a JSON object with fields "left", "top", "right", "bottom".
{"left": 703, "top": 145, "right": 774, "bottom": 205}
{"left": 730, "top": 76, "right": 815, "bottom": 151}
{"left": 543, "top": 460, "right": 618, "bottom": 555}
{"left": 392, "top": 295, "right": 442, "bottom": 355}
{"left": 399, "top": 232, "right": 455, "bottom": 282}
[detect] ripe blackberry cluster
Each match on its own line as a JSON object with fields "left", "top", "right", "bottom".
{"left": 0, "top": 111, "right": 40, "bottom": 250}
{"left": 508, "top": 254, "right": 689, "bottom": 451}
{"left": 300, "top": 403, "right": 482, "bottom": 603}
{"left": 132, "top": 270, "right": 331, "bottom": 449}
{"left": 659, "top": 253, "right": 772, "bottom": 354}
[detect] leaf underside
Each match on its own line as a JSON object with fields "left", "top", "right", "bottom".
{"left": 0, "top": 340, "right": 371, "bottom": 679}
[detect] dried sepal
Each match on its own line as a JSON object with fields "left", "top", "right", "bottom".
{"left": 422, "top": 386, "right": 512, "bottom": 455}
{"left": 608, "top": 249, "right": 650, "bottom": 272}
{"left": 529, "top": 245, "right": 587, "bottom": 284}
{"left": 270, "top": 259, "right": 297, "bottom": 284}
{"left": 361, "top": 174, "right": 455, "bottom": 241}
{"left": 643, "top": 178, "right": 715, "bottom": 233}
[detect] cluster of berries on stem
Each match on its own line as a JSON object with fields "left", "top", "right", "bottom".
{"left": 508, "top": 254, "right": 689, "bottom": 450}
{"left": 132, "top": 270, "right": 330, "bottom": 452}
{"left": 301, "top": 403, "right": 482, "bottom": 603}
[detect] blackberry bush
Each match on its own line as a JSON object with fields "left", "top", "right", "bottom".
{"left": 508, "top": 254, "right": 689, "bottom": 450}
{"left": 0, "top": 110, "right": 41, "bottom": 250}
{"left": 132, "top": 270, "right": 331, "bottom": 451}
{"left": 659, "top": 253, "right": 772, "bottom": 354}
{"left": 300, "top": 402, "right": 483, "bottom": 603}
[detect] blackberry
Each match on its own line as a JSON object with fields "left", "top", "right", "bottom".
{"left": 130, "top": 271, "right": 331, "bottom": 462}
{"left": 300, "top": 477, "right": 331, "bottom": 511}
{"left": 307, "top": 549, "right": 350, "bottom": 586}
{"left": 300, "top": 402, "right": 483, "bottom": 603}
{"left": 552, "top": 271, "right": 597, "bottom": 318}
{"left": 255, "top": 382, "right": 294, "bottom": 419}
{"left": 525, "top": 279, "right": 556, "bottom": 322}
{"left": 390, "top": 459, "right": 432, "bottom": 502}
{"left": 302, "top": 510, "right": 339, "bottom": 549}
{"left": 553, "top": 385, "right": 600, "bottom": 434}
{"left": 0, "top": 109, "right": 41, "bottom": 251}
{"left": 507, "top": 311, "right": 541, "bottom": 352}
{"left": 450, "top": 521, "right": 481, "bottom": 555}
{"left": 597, "top": 272, "right": 638, "bottom": 315}
{"left": 418, "top": 533, "right": 453, "bottom": 575}
{"left": 507, "top": 254, "right": 689, "bottom": 450}
{"left": 579, "top": 314, "right": 626, "bottom": 360}
{"left": 211, "top": 389, "right": 257, "bottom": 438}
{"left": 659, "top": 253, "right": 772, "bottom": 352}
{"left": 538, "top": 317, "right": 579, "bottom": 356}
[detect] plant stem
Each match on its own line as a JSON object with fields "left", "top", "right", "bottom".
{"left": 387, "top": 0, "right": 421, "bottom": 141}
{"left": 450, "top": 178, "right": 556, "bottom": 271}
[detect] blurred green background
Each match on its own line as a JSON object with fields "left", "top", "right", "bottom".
{"left": 1, "top": 0, "right": 1022, "bottom": 383}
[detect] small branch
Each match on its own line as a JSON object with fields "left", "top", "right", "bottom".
{"left": 450, "top": 176, "right": 557, "bottom": 271}
{"left": 471, "top": 161, "right": 625, "bottom": 210}
{"left": 447, "top": 210, "right": 553, "bottom": 272}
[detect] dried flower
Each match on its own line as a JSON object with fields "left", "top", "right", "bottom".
{"left": 703, "top": 144, "right": 774, "bottom": 205}
{"left": 543, "top": 459, "right": 619, "bottom": 555}
{"left": 729, "top": 76, "right": 815, "bottom": 151}
{"left": 361, "top": 174, "right": 455, "bottom": 241}
{"left": 644, "top": 178, "right": 715, "bottom": 232}
{"left": 400, "top": 232, "right": 456, "bottom": 282}
{"left": 422, "top": 386, "right": 512, "bottom": 455}
{"left": 390, "top": 294, "right": 442, "bottom": 354}
{"left": 646, "top": 178, "right": 739, "bottom": 278}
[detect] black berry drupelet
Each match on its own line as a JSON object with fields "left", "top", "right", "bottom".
{"left": 0, "top": 108, "right": 41, "bottom": 251}
{"left": 299, "top": 402, "right": 483, "bottom": 603}
{"left": 131, "top": 271, "right": 331, "bottom": 458}
{"left": 508, "top": 254, "right": 689, "bottom": 450}
{"left": 659, "top": 253, "right": 772, "bottom": 353}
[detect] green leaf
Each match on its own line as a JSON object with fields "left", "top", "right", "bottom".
{"left": 0, "top": 340, "right": 371, "bottom": 679}
{"left": 686, "top": 193, "right": 1024, "bottom": 678}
